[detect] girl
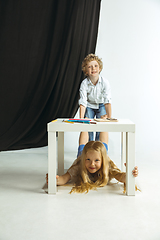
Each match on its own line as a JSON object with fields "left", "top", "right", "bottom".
{"left": 46, "top": 132, "right": 138, "bottom": 194}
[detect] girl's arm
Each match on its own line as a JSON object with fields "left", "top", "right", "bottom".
{"left": 46, "top": 172, "right": 71, "bottom": 186}
{"left": 46, "top": 157, "right": 81, "bottom": 186}
{"left": 56, "top": 172, "right": 71, "bottom": 185}
{"left": 109, "top": 159, "right": 138, "bottom": 183}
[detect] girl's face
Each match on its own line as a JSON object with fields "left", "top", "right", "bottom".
{"left": 85, "top": 150, "right": 102, "bottom": 174}
{"left": 85, "top": 60, "right": 101, "bottom": 78}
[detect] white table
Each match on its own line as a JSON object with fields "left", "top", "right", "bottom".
{"left": 47, "top": 118, "right": 135, "bottom": 196}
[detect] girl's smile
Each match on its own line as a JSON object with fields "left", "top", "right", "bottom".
{"left": 85, "top": 150, "right": 102, "bottom": 174}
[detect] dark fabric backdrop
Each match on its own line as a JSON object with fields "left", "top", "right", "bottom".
{"left": 0, "top": 0, "right": 101, "bottom": 151}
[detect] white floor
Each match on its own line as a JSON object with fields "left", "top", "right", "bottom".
{"left": 0, "top": 146, "right": 160, "bottom": 240}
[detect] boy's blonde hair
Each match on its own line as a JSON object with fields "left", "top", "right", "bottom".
{"left": 70, "top": 141, "right": 109, "bottom": 194}
{"left": 82, "top": 53, "right": 103, "bottom": 76}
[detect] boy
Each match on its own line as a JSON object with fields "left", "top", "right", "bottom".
{"left": 79, "top": 53, "right": 112, "bottom": 141}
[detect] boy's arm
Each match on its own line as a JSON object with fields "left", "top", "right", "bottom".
{"left": 79, "top": 104, "right": 86, "bottom": 118}
{"left": 104, "top": 103, "right": 112, "bottom": 118}
{"left": 79, "top": 80, "right": 88, "bottom": 118}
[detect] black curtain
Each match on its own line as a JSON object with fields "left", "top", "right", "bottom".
{"left": 0, "top": 0, "right": 101, "bottom": 151}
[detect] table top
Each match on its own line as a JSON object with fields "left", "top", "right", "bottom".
{"left": 47, "top": 118, "right": 135, "bottom": 133}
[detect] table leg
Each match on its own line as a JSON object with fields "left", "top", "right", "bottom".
{"left": 48, "top": 131, "right": 57, "bottom": 194}
{"left": 58, "top": 132, "right": 64, "bottom": 175}
{"left": 121, "top": 132, "right": 126, "bottom": 172}
{"left": 126, "top": 132, "right": 135, "bottom": 196}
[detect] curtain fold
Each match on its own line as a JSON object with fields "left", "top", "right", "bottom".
{"left": 0, "top": 0, "right": 101, "bottom": 151}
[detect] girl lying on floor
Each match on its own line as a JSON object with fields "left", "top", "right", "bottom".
{"left": 46, "top": 132, "right": 138, "bottom": 194}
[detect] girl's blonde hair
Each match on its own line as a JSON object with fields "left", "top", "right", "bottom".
{"left": 70, "top": 141, "right": 109, "bottom": 194}
{"left": 82, "top": 53, "right": 103, "bottom": 76}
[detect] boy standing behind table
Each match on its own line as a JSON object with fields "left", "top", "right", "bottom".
{"left": 79, "top": 53, "right": 112, "bottom": 142}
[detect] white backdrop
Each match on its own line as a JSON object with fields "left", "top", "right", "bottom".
{"left": 65, "top": 0, "right": 160, "bottom": 157}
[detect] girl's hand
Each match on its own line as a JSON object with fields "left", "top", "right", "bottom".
{"left": 124, "top": 164, "right": 139, "bottom": 177}
{"left": 46, "top": 173, "right": 48, "bottom": 184}
{"left": 132, "top": 166, "right": 138, "bottom": 177}
{"left": 56, "top": 175, "right": 60, "bottom": 185}
{"left": 45, "top": 173, "right": 59, "bottom": 185}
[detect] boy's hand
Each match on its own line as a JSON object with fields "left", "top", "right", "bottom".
{"left": 101, "top": 114, "right": 108, "bottom": 119}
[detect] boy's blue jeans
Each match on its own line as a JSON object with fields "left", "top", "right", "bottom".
{"left": 84, "top": 103, "right": 106, "bottom": 141}
{"left": 77, "top": 142, "right": 108, "bottom": 157}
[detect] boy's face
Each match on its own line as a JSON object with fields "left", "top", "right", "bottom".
{"left": 85, "top": 60, "right": 101, "bottom": 78}
{"left": 85, "top": 150, "right": 102, "bottom": 174}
